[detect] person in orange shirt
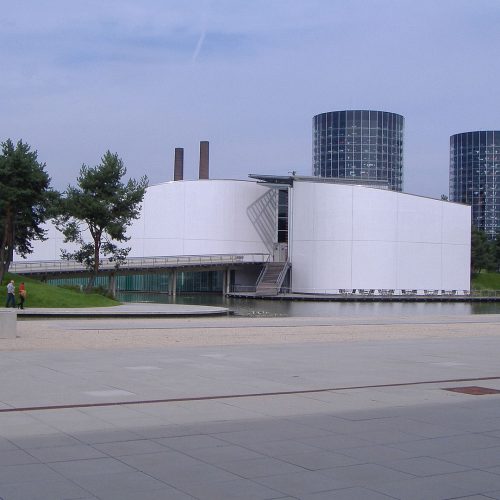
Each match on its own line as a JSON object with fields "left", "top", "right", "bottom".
{"left": 18, "top": 282, "right": 26, "bottom": 310}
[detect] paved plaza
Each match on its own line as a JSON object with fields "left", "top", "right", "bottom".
{"left": 1, "top": 313, "right": 500, "bottom": 499}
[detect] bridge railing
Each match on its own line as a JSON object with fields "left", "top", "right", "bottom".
{"left": 10, "top": 253, "right": 270, "bottom": 275}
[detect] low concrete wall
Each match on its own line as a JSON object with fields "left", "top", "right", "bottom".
{"left": 0, "top": 309, "right": 17, "bottom": 339}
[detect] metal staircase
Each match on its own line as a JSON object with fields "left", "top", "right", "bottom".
{"left": 255, "top": 261, "right": 290, "bottom": 296}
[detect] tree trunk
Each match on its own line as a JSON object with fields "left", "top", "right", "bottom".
{"left": 0, "top": 241, "right": 6, "bottom": 284}
{"left": 86, "top": 260, "right": 99, "bottom": 292}
{"left": 0, "top": 208, "right": 13, "bottom": 284}
{"left": 107, "top": 273, "right": 116, "bottom": 299}
{"left": 86, "top": 273, "right": 96, "bottom": 291}
{"left": 86, "top": 231, "right": 101, "bottom": 292}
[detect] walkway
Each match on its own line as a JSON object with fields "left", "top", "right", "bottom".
{"left": 10, "top": 253, "right": 268, "bottom": 277}
{"left": 16, "top": 303, "right": 230, "bottom": 318}
{"left": 1, "top": 314, "right": 500, "bottom": 498}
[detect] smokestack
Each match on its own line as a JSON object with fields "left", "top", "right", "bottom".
{"left": 199, "top": 141, "right": 209, "bottom": 179}
{"left": 174, "top": 148, "right": 184, "bottom": 181}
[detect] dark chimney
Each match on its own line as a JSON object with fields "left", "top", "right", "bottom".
{"left": 174, "top": 148, "right": 184, "bottom": 181}
{"left": 199, "top": 141, "right": 209, "bottom": 179}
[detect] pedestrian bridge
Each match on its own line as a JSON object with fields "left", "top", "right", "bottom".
{"left": 10, "top": 253, "right": 269, "bottom": 278}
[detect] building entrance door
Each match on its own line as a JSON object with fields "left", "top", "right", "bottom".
{"left": 273, "top": 243, "right": 288, "bottom": 262}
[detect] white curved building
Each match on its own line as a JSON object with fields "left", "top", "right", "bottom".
{"left": 18, "top": 176, "right": 471, "bottom": 295}
{"left": 127, "top": 180, "right": 275, "bottom": 258}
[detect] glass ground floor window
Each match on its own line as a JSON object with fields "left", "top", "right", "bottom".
{"left": 48, "top": 270, "right": 224, "bottom": 293}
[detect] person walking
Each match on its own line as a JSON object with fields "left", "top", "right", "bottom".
{"left": 5, "top": 280, "right": 16, "bottom": 308}
{"left": 18, "top": 282, "right": 26, "bottom": 310}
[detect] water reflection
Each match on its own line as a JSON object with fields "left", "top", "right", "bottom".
{"left": 117, "top": 292, "right": 500, "bottom": 317}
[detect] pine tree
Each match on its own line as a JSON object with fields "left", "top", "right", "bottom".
{"left": 0, "top": 139, "right": 56, "bottom": 283}
{"left": 57, "top": 151, "right": 148, "bottom": 290}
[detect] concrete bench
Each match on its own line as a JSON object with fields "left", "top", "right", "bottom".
{"left": 0, "top": 309, "right": 17, "bottom": 339}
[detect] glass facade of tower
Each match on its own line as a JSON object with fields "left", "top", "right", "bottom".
{"left": 450, "top": 131, "right": 500, "bottom": 239}
{"left": 313, "top": 110, "right": 404, "bottom": 191}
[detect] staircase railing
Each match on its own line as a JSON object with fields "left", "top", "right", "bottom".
{"left": 276, "top": 261, "right": 291, "bottom": 292}
{"left": 255, "top": 261, "right": 291, "bottom": 295}
{"left": 255, "top": 254, "right": 271, "bottom": 288}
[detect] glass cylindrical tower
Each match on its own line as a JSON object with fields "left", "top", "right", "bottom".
{"left": 450, "top": 131, "right": 500, "bottom": 238}
{"left": 312, "top": 110, "right": 404, "bottom": 191}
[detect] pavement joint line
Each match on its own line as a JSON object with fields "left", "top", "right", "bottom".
{"left": 1, "top": 375, "right": 500, "bottom": 414}
{"left": 53, "top": 319, "right": 500, "bottom": 331}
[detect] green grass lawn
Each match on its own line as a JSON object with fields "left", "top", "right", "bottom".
{"left": 1, "top": 272, "right": 119, "bottom": 308}
{"left": 471, "top": 271, "right": 500, "bottom": 291}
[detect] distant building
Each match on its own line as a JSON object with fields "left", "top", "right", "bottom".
{"left": 313, "top": 110, "right": 404, "bottom": 191}
{"left": 450, "top": 131, "right": 500, "bottom": 238}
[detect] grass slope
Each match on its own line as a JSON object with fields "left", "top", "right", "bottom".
{"left": 471, "top": 271, "right": 500, "bottom": 291}
{"left": 2, "top": 273, "right": 119, "bottom": 308}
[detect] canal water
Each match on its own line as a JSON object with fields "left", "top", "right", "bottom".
{"left": 117, "top": 292, "right": 500, "bottom": 317}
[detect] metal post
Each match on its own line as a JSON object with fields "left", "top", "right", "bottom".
{"left": 225, "top": 268, "right": 231, "bottom": 295}
{"left": 222, "top": 268, "right": 227, "bottom": 296}
{"left": 172, "top": 269, "right": 177, "bottom": 297}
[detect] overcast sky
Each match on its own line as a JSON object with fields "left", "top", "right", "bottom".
{"left": 1, "top": 0, "right": 499, "bottom": 198}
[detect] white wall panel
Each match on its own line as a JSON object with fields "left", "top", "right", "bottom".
{"left": 289, "top": 241, "right": 314, "bottom": 291}
{"left": 442, "top": 202, "right": 471, "bottom": 245}
{"left": 351, "top": 241, "right": 397, "bottom": 289}
{"left": 140, "top": 238, "right": 184, "bottom": 258}
{"left": 290, "top": 183, "right": 315, "bottom": 241}
{"left": 184, "top": 182, "right": 231, "bottom": 241}
{"left": 397, "top": 194, "right": 442, "bottom": 244}
{"left": 352, "top": 188, "right": 397, "bottom": 242}
{"left": 290, "top": 240, "right": 353, "bottom": 293}
{"left": 313, "top": 183, "right": 353, "bottom": 241}
{"left": 311, "top": 240, "right": 352, "bottom": 292}
{"left": 397, "top": 242, "right": 442, "bottom": 290}
{"left": 142, "top": 183, "right": 185, "bottom": 241}
{"left": 441, "top": 244, "right": 471, "bottom": 290}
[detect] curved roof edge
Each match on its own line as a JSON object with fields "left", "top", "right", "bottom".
{"left": 450, "top": 130, "right": 500, "bottom": 138}
{"left": 313, "top": 110, "right": 404, "bottom": 119}
{"left": 147, "top": 176, "right": 468, "bottom": 207}
{"left": 249, "top": 173, "right": 468, "bottom": 206}
{"left": 148, "top": 178, "right": 259, "bottom": 188}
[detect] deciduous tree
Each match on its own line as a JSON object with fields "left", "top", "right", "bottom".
{"left": 471, "top": 226, "right": 495, "bottom": 275}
